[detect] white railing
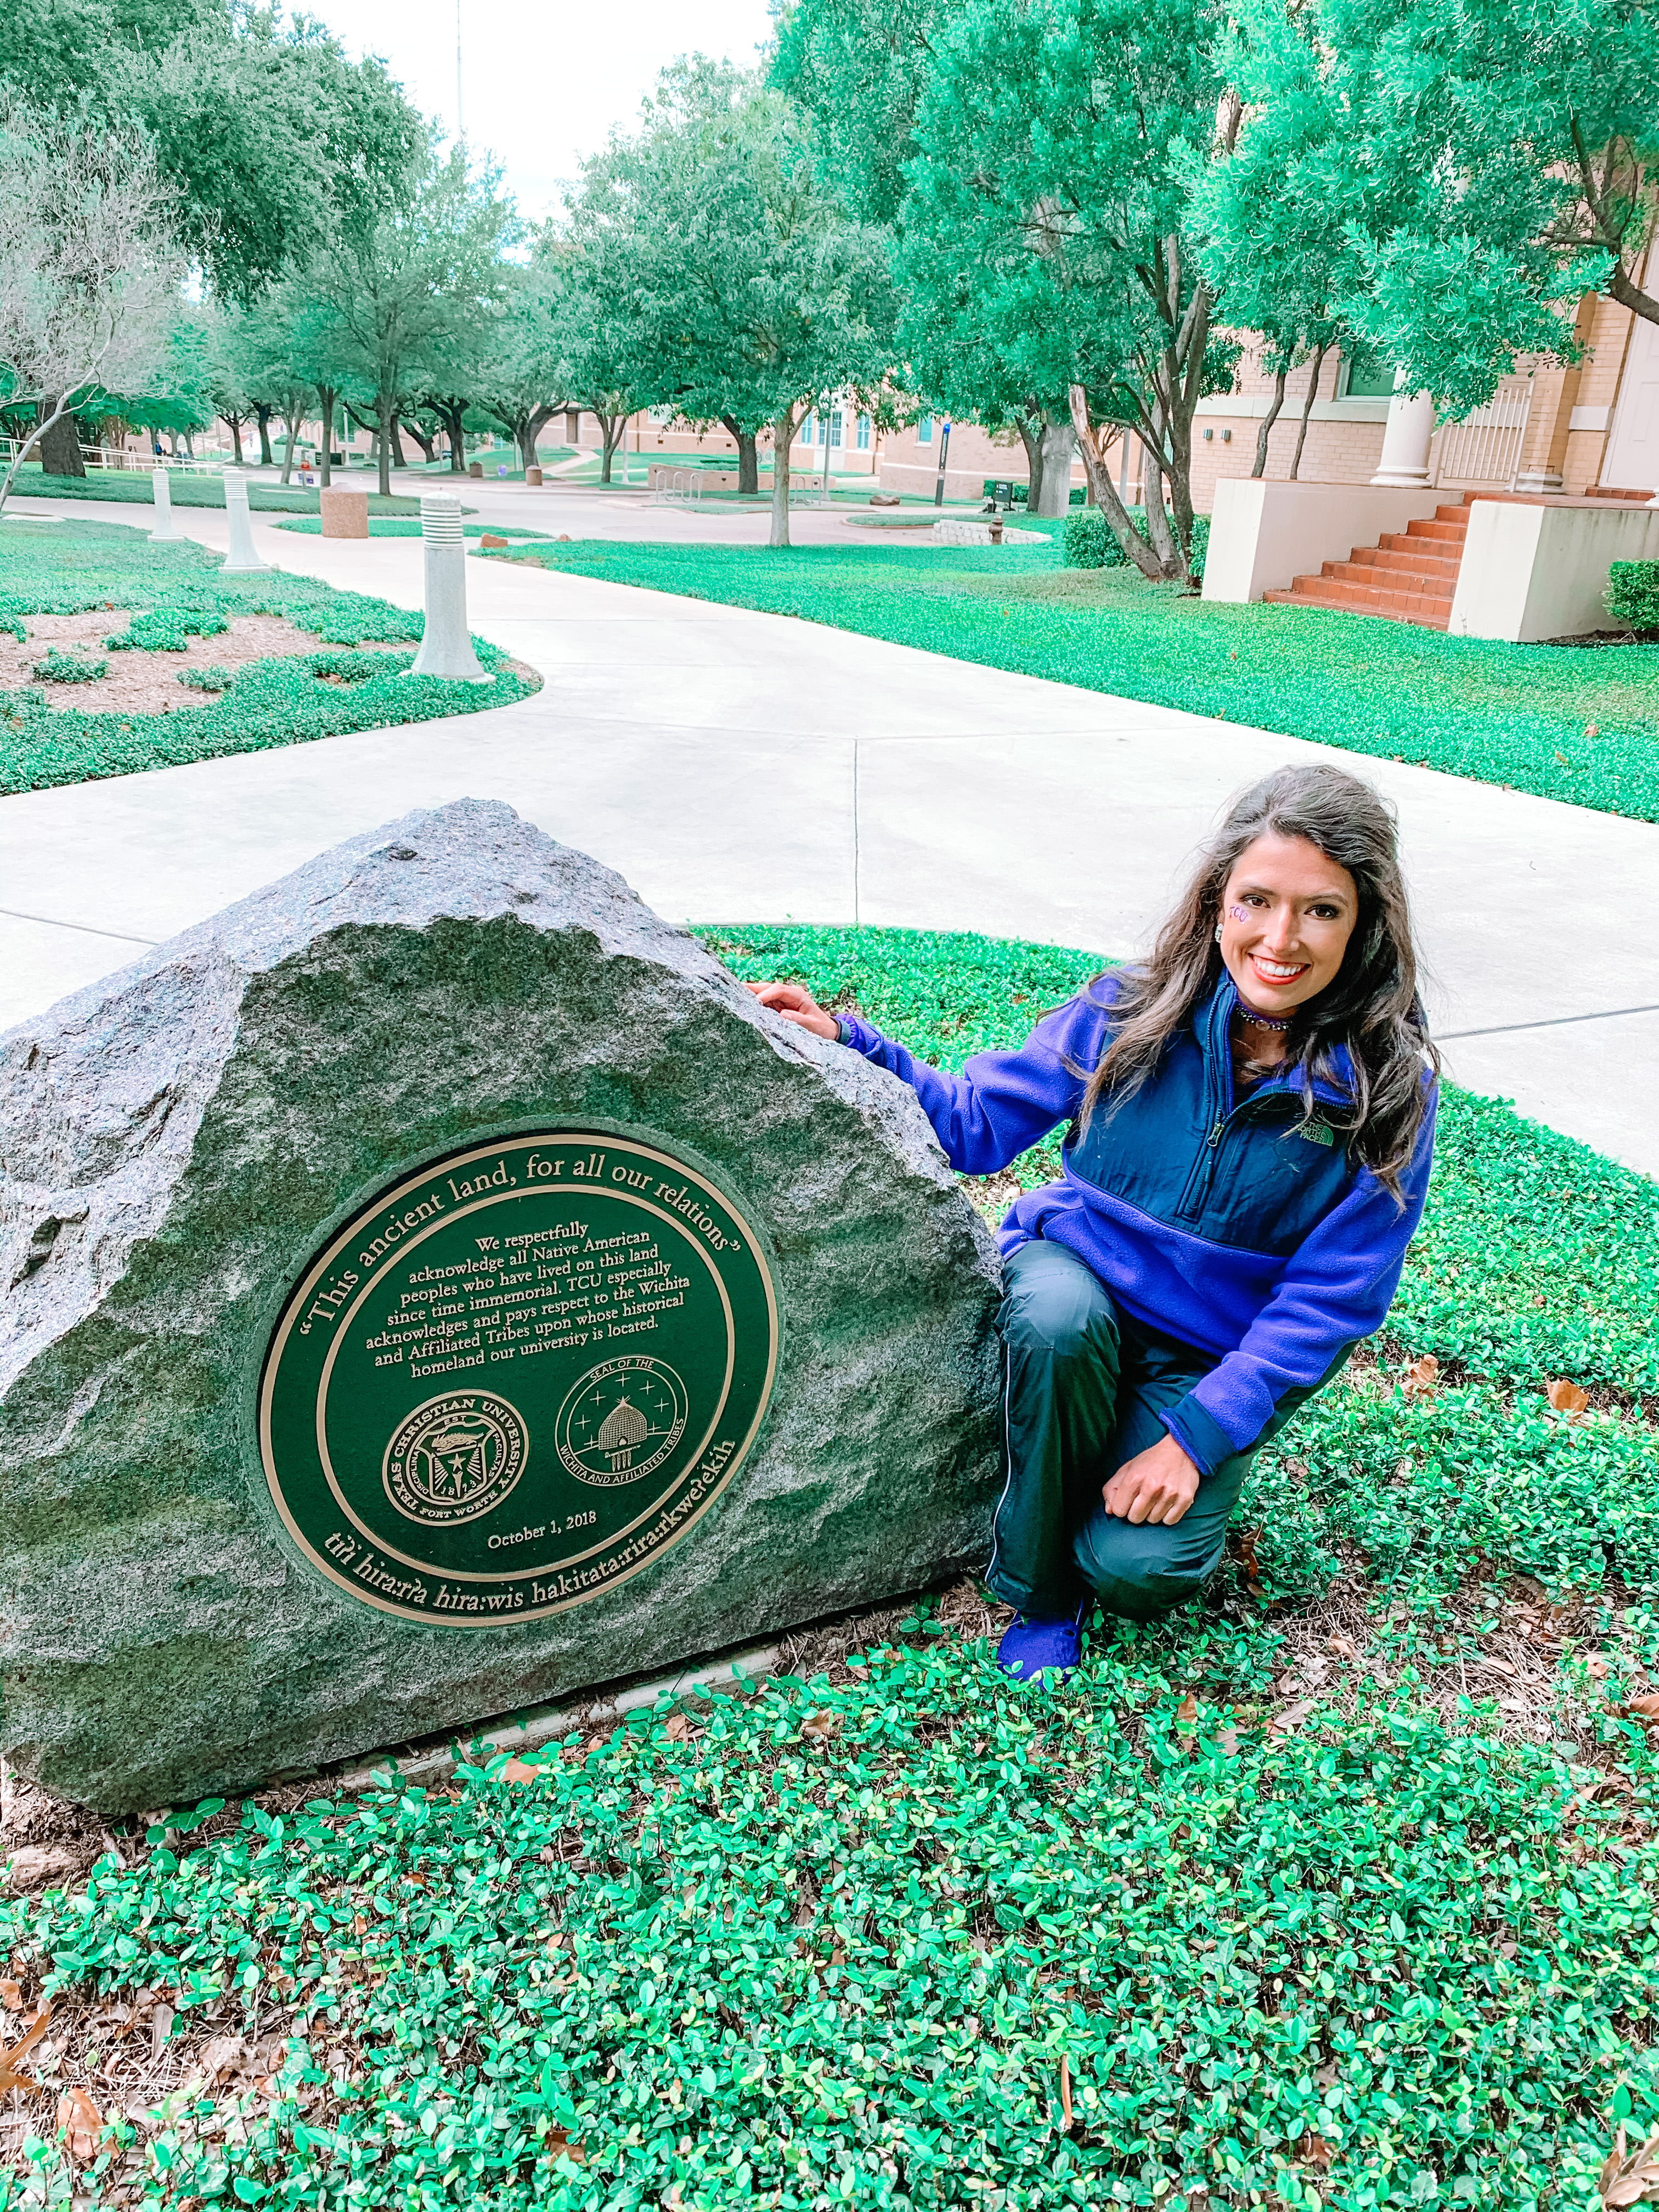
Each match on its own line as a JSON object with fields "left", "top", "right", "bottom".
{"left": 1434, "top": 377, "right": 1534, "bottom": 489}
{"left": 0, "top": 435, "right": 226, "bottom": 475}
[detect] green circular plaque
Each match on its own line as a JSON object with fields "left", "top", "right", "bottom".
{"left": 258, "top": 1129, "right": 779, "bottom": 1624}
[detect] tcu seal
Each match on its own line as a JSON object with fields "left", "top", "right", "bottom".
{"left": 382, "top": 1392, "right": 528, "bottom": 1526}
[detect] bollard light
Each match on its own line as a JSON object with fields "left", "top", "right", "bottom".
{"left": 221, "top": 472, "right": 270, "bottom": 575}
{"left": 149, "top": 467, "right": 180, "bottom": 544}
{"left": 408, "top": 495, "right": 489, "bottom": 682}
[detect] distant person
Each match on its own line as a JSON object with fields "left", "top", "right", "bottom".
{"left": 748, "top": 763, "right": 1438, "bottom": 1680}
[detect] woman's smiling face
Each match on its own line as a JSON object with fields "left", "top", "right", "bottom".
{"left": 1217, "top": 832, "right": 1358, "bottom": 1016}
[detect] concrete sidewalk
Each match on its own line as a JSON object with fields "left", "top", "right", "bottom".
{"left": 3, "top": 494, "right": 1655, "bottom": 1176}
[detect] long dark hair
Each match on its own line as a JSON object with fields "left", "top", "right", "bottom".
{"left": 1079, "top": 763, "right": 1438, "bottom": 1202}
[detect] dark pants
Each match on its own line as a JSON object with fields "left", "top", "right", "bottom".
{"left": 988, "top": 1239, "right": 1327, "bottom": 1623}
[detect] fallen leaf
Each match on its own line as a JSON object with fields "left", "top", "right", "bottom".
{"left": 800, "top": 1711, "right": 838, "bottom": 1743}
{"left": 150, "top": 2002, "right": 174, "bottom": 2057}
{"left": 0, "top": 1978, "right": 23, "bottom": 2012}
{"left": 1300, "top": 2132, "right": 1335, "bottom": 2173}
{"left": 1271, "top": 1698, "right": 1316, "bottom": 1733}
{"left": 496, "top": 1759, "right": 542, "bottom": 1783}
{"left": 1586, "top": 722, "right": 1599, "bottom": 738}
{"left": 1231, "top": 1525, "right": 1266, "bottom": 1598}
{"left": 1403, "top": 1353, "right": 1440, "bottom": 1396}
{"left": 199, "top": 2034, "right": 244, "bottom": 2084}
{"left": 1547, "top": 1379, "right": 1590, "bottom": 1415}
{"left": 0, "top": 2005, "right": 52, "bottom": 2094}
{"left": 1215, "top": 1726, "right": 1240, "bottom": 1757}
{"left": 1327, "top": 1635, "right": 1357, "bottom": 1660}
{"left": 663, "top": 1712, "right": 693, "bottom": 1742}
{"left": 1601, "top": 2122, "right": 1659, "bottom": 2206}
{"left": 1176, "top": 1695, "right": 1200, "bottom": 1724}
{"left": 1627, "top": 1693, "right": 1659, "bottom": 1720}
{"left": 1586, "top": 1656, "right": 1611, "bottom": 1680}
{"left": 56, "top": 2086, "right": 101, "bottom": 2163}
{"left": 548, "top": 2125, "right": 587, "bottom": 2164}
{"left": 1060, "top": 2055, "right": 1074, "bottom": 2132}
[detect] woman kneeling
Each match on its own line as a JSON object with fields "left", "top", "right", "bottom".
{"left": 749, "top": 763, "right": 1438, "bottom": 1680}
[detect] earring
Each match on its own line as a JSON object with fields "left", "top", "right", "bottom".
{"left": 1214, "top": 921, "right": 1223, "bottom": 942}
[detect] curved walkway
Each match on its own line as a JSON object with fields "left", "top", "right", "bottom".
{"left": 2, "top": 490, "right": 1654, "bottom": 1176}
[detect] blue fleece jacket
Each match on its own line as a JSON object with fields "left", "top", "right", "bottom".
{"left": 839, "top": 972, "right": 1436, "bottom": 1475}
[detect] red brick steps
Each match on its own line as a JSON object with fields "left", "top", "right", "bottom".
{"left": 1262, "top": 498, "right": 1473, "bottom": 630}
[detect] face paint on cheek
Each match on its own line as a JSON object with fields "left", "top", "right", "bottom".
{"left": 1227, "top": 905, "right": 1250, "bottom": 926}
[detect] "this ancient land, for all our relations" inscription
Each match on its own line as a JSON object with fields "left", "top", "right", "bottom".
{"left": 258, "top": 1130, "right": 780, "bottom": 1624}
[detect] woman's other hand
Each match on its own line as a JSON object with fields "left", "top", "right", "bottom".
{"left": 744, "top": 980, "right": 840, "bottom": 1041}
{"left": 1102, "top": 1432, "right": 1200, "bottom": 1525}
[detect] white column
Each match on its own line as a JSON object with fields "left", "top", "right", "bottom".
{"left": 408, "top": 495, "right": 488, "bottom": 682}
{"left": 221, "top": 473, "right": 270, "bottom": 575}
{"left": 1370, "top": 371, "right": 1436, "bottom": 487}
{"left": 149, "top": 468, "right": 179, "bottom": 543}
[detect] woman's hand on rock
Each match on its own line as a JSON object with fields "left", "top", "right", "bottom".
{"left": 745, "top": 980, "right": 840, "bottom": 1041}
{"left": 1102, "top": 1433, "right": 1200, "bottom": 1526}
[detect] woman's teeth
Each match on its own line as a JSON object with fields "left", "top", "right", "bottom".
{"left": 1251, "top": 955, "right": 1306, "bottom": 982}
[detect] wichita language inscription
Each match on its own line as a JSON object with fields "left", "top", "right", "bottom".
{"left": 259, "top": 1129, "right": 780, "bottom": 1624}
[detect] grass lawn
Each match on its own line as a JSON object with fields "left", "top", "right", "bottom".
{"left": 3, "top": 467, "right": 421, "bottom": 516}
{"left": 0, "top": 518, "right": 535, "bottom": 793}
{"left": 3, "top": 926, "right": 1656, "bottom": 2209}
{"left": 500, "top": 527, "right": 1659, "bottom": 823}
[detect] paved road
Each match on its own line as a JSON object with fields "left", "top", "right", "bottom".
{"left": 3, "top": 483, "right": 1655, "bottom": 1177}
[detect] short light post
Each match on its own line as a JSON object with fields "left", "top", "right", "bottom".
{"left": 149, "top": 467, "right": 179, "bottom": 543}
{"left": 408, "top": 494, "right": 489, "bottom": 682}
{"left": 221, "top": 472, "right": 270, "bottom": 575}
{"left": 933, "top": 419, "right": 952, "bottom": 507}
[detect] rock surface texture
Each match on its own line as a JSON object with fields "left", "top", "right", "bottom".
{"left": 0, "top": 802, "right": 1002, "bottom": 1814}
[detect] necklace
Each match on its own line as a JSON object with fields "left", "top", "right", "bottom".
{"left": 1233, "top": 1001, "right": 1293, "bottom": 1033}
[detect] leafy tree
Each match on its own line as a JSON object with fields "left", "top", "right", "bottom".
{"left": 1189, "top": 0, "right": 1369, "bottom": 478}
{"left": 901, "top": 0, "right": 1233, "bottom": 583}
{"left": 1229, "top": 0, "right": 1657, "bottom": 417}
{"left": 569, "top": 62, "right": 897, "bottom": 543}
{"left": 475, "top": 255, "right": 570, "bottom": 471}
{"left": 300, "top": 143, "right": 517, "bottom": 496}
{"left": 0, "top": 99, "right": 182, "bottom": 506}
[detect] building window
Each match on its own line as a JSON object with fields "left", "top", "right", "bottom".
{"left": 804, "top": 413, "right": 819, "bottom": 447}
{"left": 856, "top": 413, "right": 871, "bottom": 450}
{"left": 917, "top": 413, "right": 933, "bottom": 445}
{"left": 1339, "top": 346, "right": 1397, "bottom": 399}
{"left": 830, "top": 408, "right": 844, "bottom": 449}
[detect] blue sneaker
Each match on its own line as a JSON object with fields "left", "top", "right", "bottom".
{"left": 995, "top": 1613, "right": 1082, "bottom": 1682}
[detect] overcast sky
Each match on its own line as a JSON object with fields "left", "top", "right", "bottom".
{"left": 309, "top": 0, "right": 778, "bottom": 224}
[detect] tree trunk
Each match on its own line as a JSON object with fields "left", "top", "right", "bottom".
{"left": 377, "top": 394, "right": 394, "bottom": 499}
{"left": 218, "top": 411, "right": 247, "bottom": 463}
{"left": 400, "top": 417, "right": 437, "bottom": 466}
{"left": 1068, "top": 386, "right": 1166, "bottom": 580}
{"left": 1288, "top": 344, "right": 1329, "bottom": 482}
{"left": 769, "top": 408, "right": 798, "bottom": 548}
{"left": 280, "top": 413, "right": 300, "bottom": 487}
{"left": 1015, "top": 419, "right": 1046, "bottom": 513}
{"left": 596, "top": 413, "right": 625, "bottom": 483}
{"left": 1031, "top": 421, "right": 1074, "bottom": 517}
{"left": 1252, "top": 366, "right": 1288, "bottom": 478}
{"left": 722, "top": 417, "right": 759, "bottom": 494}
{"left": 317, "top": 387, "right": 337, "bottom": 488}
{"left": 38, "top": 406, "right": 86, "bottom": 477}
{"left": 256, "top": 405, "right": 273, "bottom": 466}
{"left": 388, "top": 415, "right": 409, "bottom": 470}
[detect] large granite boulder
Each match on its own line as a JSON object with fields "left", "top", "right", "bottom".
{"left": 0, "top": 802, "right": 1002, "bottom": 1814}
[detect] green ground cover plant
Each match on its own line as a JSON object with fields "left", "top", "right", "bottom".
{"left": 0, "top": 520, "right": 536, "bottom": 792}
{"left": 3, "top": 468, "right": 420, "bottom": 515}
{"left": 29, "top": 648, "right": 106, "bottom": 684}
{"left": 506, "top": 533, "right": 1659, "bottom": 822}
{"left": 3, "top": 927, "right": 1655, "bottom": 2209}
